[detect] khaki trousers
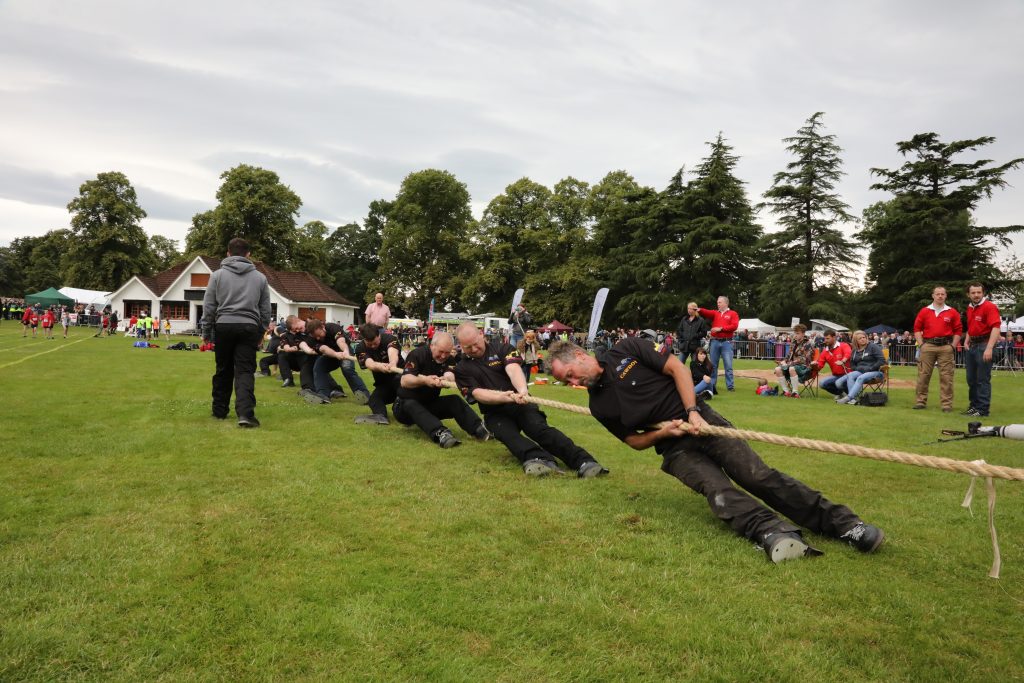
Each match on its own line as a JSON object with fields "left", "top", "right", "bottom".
{"left": 915, "top": 343, "right": 955, "bottom": 409}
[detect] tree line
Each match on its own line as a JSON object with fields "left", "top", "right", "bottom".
{"left": 2, "top": 113, "right": 1022, "bottom": 328}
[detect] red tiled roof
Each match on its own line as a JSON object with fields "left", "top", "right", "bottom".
{"left": 144, "top": 256, "right": 356, "bottom": 307}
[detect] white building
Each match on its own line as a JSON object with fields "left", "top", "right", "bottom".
{"left": 106, "top": 256, "right": 358, "bottom": 332}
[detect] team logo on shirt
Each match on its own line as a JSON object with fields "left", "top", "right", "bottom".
{"left": 615, "top": 357, "right": 637, "bottom": 379}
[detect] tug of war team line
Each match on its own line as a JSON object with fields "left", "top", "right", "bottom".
{"left": 197, "top": 239, "right": 1013, "bottom": 564}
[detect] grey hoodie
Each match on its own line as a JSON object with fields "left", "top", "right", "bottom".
{"left": 202, "top": 256, "right": 272, "bottom": 331}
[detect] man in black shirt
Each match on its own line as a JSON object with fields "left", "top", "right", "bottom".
{"left": 454, "top": 322, "right": 608, "bottom": 478}
{"left": 305, "top": 318, "right": 371, "bottom": 404}
{"left": 278, "top": 315, "right": 329, "bottom": 404}
{"left": 547, "top": 337, "right": 885, "bottom": 563}
{"left": 353, "top": 323, "right": 403, "bottom": 424}
{"left": 674, "top": 301, "right": 708, "bottom": 365}
{"left": 396, "top": 331, "right": 490, "bottom": 447}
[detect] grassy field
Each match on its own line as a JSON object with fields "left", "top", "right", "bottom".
{"left": 1, "top": 325, "right": 1022, "bottom": 682}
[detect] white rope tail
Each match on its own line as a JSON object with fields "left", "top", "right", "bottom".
{"left": 961, "top": 460, "right": 1002, "bottom": 579}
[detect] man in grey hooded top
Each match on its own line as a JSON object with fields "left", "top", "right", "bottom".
{"left": 203, "top": 238, "right": 273, "bottom": 427}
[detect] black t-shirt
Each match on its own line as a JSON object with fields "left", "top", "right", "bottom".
{"left": 312, "top": 322, "right": 350, "bottom": 354}
{"left": 281, "top": 329, "right": 313, "bottom": 350}
{"left": 453, "top": 341, "right": 522, "bottom": 413}
{"left": 588, "top": 337, "right": 686, "bottom": 444}
{"left": 398, "top": 344, "right": 457, "bottom": 402}
{"left": 354, "top": 333, "right": 404, "bottom": 382}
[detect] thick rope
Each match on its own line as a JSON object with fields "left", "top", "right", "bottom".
{"left": 388, "top": 366, "right": 1014, "bottom": 575}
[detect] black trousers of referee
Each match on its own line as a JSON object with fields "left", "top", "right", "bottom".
{"left": 659, "top": 403, "right": 862, "bottom": 544}
{"left": 368, "top": 374, "right": 400, "bottom": 417}
{"left": 483, "top": 403, "right": 595, "bottom": 469}
{"left": 393, "top": 395, "right": 483, "bottom": 441}
{"left": 278, "top": 351, "right": 314, "bottom": 389}
{"left": 211, "top": 322, "right": 262, "bottom": 419}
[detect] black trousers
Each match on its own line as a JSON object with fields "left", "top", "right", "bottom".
{"left": 483, "top": 403, "right": 594, "bottom": 469}
{"left": 211, "top": 323, "right": 262, "bottom": 419}
{"left": 393, "top": 395, "right": 483, "bottom": 441}
{"left": 278, "top": 351, "right": 314, "bottom": 389}
{"left": 660, "top": 404, "right": 861, "bottom": 543}
{"left": 258, "top": 353, "right": 279, "bottom": 375}
{"left": 369, "top": 374, "right": 400, "bottom": 417}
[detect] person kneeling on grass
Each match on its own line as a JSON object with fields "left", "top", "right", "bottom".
{"left": 546, "top": 337, "right": 884, "bottom": 563}
{"left": 305, "top": 318, "right": 371, "bottom": 405}
{"left": 395, "top": 331, "right": 491, "bottom": 448}
{"left": 352, "top": 323, "right": 404, "bottom": 425}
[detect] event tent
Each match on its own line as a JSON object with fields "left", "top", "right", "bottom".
{"left": 24, "top": 287, "right": 74, "bottom": 307}
{"left": 543, "top": 320, "right": 573, "bottom": 332}
{"left": 59, "top": 286, "right": 110, "bottom": 307}
{"left": 737, "top": 318, "right": 776, "bottom": 334}
{"left": 865, "top": 324, "right": 899, "bottom": 335}
{"left": 1008, "top": 316, "right": 1024, "bottom": 333}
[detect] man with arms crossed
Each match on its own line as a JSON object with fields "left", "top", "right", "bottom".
{"left": 546, "top": 337, "right": 884, "bottom": 563}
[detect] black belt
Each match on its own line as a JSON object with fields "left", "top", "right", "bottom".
{"left": 924, "top": 337, "right": 952, "bottom": 346}
{"left": 969, "top": 335, "right": 993, "bottom": 343}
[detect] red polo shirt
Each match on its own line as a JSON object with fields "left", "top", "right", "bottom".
{"left": 816, "top": 341, "right": 852, "bottom": 376}
{"left": 914, "top": 305, "right": 962, "bottom": 339}
{"left": 697, "top": 307, "right": 739, "bottom": 339}
{"left": 966, "top": 299, "right": 1000, "bottom": 338}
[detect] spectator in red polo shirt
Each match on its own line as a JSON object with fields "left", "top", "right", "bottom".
{"left": 698, "top": 296, "right": 740, "bottom": 392}
{"left": 815, "top": 330, "right": 852, "bottom": 399}
{"left": 962, "top": 282, "right": 1001, "bottom": 417}
{"left": 912, "top": 286, "right": 962, "bottom": 412}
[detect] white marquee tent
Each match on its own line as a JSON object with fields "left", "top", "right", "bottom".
{"left": 737, "top": 318, "right": 777, "bottom": 334}
{"left": 59, "top": 286, "right": 110, "bottom": 307}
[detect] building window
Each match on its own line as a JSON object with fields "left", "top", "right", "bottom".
{"left": 160, "top": 301, "right": 190, "bottom": 320}
{"left": 190, "top": 273, "right": 210, "bottom": 287}
{"left": 124, "top": 299, "right": 151, "bottom": 318}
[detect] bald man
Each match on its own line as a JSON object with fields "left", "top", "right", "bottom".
{"left": 395, "top": 331, "right": 490, "bottom": 448}
{"left": 453, "top": 322, "right": 608, "bottom": 478}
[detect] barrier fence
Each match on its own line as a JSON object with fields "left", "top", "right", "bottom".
{"left": 729, "top": 340, "right": 1023, "bottom": 370}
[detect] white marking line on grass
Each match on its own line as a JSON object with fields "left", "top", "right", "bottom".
{"left": 0, "top": 336, "right": 89, "bottom": 369}
{"left": 0, "top": 338, "right": 53, "bottom": 351}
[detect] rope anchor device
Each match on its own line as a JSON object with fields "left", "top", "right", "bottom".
{"left": 935, "top": 422, "right": 1024, "bottom": 443}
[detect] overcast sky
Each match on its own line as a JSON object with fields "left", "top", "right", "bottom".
{"left": 2, "top": 0, "right": 1023, "bottom": 263}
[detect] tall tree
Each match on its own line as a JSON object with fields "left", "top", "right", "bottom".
{"left": 148, "top": 234, "right": 182, "bottom": 270}
{"left": 65, "top": 171, "right": 155, "bottom": 290}
{"left": 24, "top": 230, "right": 72, "bottom": 292}
{"left": 372, "top": 169, "right": 473, "bottom": 317}
{"left": 292, "top": 220, "right": 331, "bottom": 280}
{"left": 324, "top": 202, "right": 386, "bottom": 304}
{"left": 462, "top": 177, "right": 554, "bottom": 315}
{"left": 184, "top": 164, "right": 302, "bottom": 269}
{"left": 677, "top": 134, "right": 763, "bottom": 311}
{"left": 758, "top": 112, "right": 858, "bottom": 322}
{"left": 860, "top": 133, "right": 1024, "bottom": 326}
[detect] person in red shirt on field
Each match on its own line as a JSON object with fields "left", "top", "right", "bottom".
{"left": 962, "top": 282, "right": 1001, "bottom": 417}
{"left": 23, "top": 308, "right": 39, "bottom": 338}
{"left": 815, "top": 330, "right": 852, "bottom": 399}
{"left": 912, "top": 286, "right": 962, "bottom": 412}
{"left": 698, "top": 295, "right": 740, "bottom": 392}
{"left": 41, "top": 308, "right": 55, "bottom": 339}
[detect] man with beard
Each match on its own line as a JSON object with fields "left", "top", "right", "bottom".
{"left": 546, "top": 337, "right": 884, "bottom": 563}
{"left": 352, "top": 323, "right": 403, "bottom": 424}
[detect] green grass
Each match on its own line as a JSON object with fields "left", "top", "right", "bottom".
{"left": 1, "top": 325, "right": 1022, "bottom": 682}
